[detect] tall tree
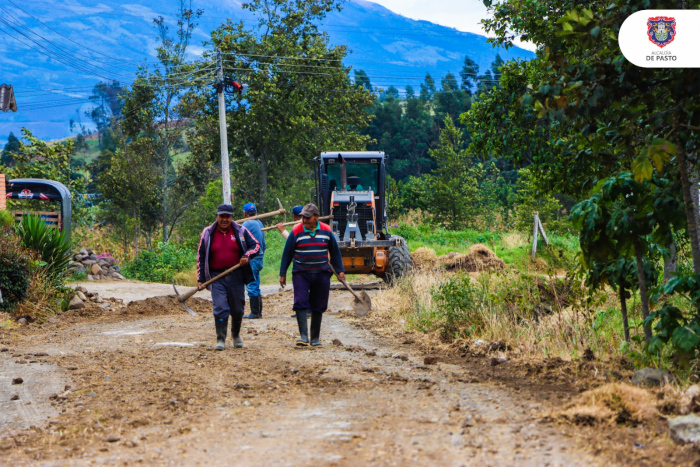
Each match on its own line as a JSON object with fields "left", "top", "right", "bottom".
{"left": 120, "top": 1, "right": 204, "bottom": 243}
{"left": 354, "top": 69, "right": 372, "bottom": 90}
{"left": 1, "top": 132, "right": 20, "bottom": 167}
{"left": 460, "top": 56, "right": 479, "bottom": 93}
{"left": 189, "top": 0, "right": 374, "bottom": 209}
{"left": 86, "top": 80, "right": 124, "bottom": 148}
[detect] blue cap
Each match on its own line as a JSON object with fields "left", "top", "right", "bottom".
{"left": 243, "top": 202, "right": 257, "bottom": 214}
{"left": 292, "top": 205, "right": 303, "bottom": 216}
{"left": 217, "top": 204, "right": 234, "bottom": 215}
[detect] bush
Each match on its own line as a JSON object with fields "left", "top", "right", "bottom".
{"left": 0, "top": 209, "right": 14, "bottom": 229}
{"left": 431, "top": 274, "right": 483, "bottom": 339}
{"left": 0, "top": 229, "right": 34, "bottom": 312}
{"left": 123, "top": 242, "right": 195, "bottom": 283}
{"left": 16, "top": 214, "right": 71, "bottom": 281}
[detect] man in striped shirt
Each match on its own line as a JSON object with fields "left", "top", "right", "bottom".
{"left": 279, "top": 203, "right": 344, "bottom": 346}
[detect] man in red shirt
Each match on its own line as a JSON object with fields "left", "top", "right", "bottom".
{"left": 197, "top": 204, "right": 261, "bottom": 350}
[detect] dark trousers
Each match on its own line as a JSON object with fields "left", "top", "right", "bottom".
{"left": 292, "top": 271, "right": 331, "bottom": 314}
{"left": 210, "top": 269, "right": 245, "bottom": 320}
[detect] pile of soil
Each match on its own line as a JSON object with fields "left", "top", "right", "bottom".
{"left": 440, "top": 244, "right": 505, "bottom": 272}
{"left": 122, "top": 295, "right": 211, "bottom": 316}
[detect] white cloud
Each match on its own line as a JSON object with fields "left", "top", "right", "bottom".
{"left": 366, "top": 0, "right": 537, "bottom": 51}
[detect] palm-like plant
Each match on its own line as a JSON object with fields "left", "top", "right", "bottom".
{"left": 16, "top": 214, "right": 71, "bottom": 281}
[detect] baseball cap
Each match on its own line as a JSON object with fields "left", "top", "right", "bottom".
{"left": 243, "top": 202, "right": 257, "bottom": 214}
{"left": 299, "top": 203, "right": 320, "bottom": 218}
{"left": 292, "top": 205, "right": 303, "bottom": 216}
{"left": 217, "top": 204, "right": 234, "bottom": 216}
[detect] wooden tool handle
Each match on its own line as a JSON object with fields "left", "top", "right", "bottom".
{"left": 261, "top": 215, "right": 333, "bottom": 232}
{"left": 182, "top": 263, "right": 244, "bottom": 302}
{"left": 234, "top": 208, "right": 285, "bottom": 224}
{"left": 329, "top": 264, "right": 363, "bottom": 302}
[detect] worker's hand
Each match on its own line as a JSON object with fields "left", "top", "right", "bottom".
{"left": 276, "top": 223, "right": 285, "bottom": 233}
{"left": 197, "top": 282, "right": 204, "bottom": 290}
{"left": 240, "top": 257, "right": 249, "bottom": 266}
{"left": 279, "top": 276, "right": 286, "bottom": 287}
{"left": 338, "top": 272, "right": 346, "bottom": 282}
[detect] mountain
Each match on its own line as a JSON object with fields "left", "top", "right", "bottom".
{"left": 0, "top": 0, "right": 533, "bottom": 143}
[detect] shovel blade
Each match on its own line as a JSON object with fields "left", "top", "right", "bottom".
{"left": 352, "top": 291, "right": 372, "bottom": 317}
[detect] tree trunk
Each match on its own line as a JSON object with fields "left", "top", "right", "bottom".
{"left": 634, "top": 240, "right": 653, "bottom": 343}
{"left": 676, "top": 129, "right": 700, "bottom": 273}
{"left": 619, "top": 285, "right": 630, "bottom": 344}
{"left": 690, "top": 162, "right": 700, "bottom": 246}
{"left": 162, "top": 154, "right": 169, "bottom": 243}
{"left": 663, "top": 238, "right": 677, "bottom": 283}
{"left": 260, "top": 153, "right": 269, "bottom": 206}
{"left": 134, "top": 209, "right": 140, "bottom": 259}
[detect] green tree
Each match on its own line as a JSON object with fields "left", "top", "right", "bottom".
{"left": 99, "top": 143, "right": 161, "bottom": 257}
{"left": 354, "top": 69, "right": 372, "bottom": 90}
{"left": 6, "top": 129, "right": 85, "bottom": 208}
{"left": 460, "top": 56, "right": 479, "bottom": 93}
{"left": 425, "top": 116, "right": 481, "bottom": 228}
{"left": 119, "top": 1, "right": 204, "bottom": 243}
{"left": 419, "top": 73, "right": 436, "bottom": 101}
{"left": 1, "top": 132, "right": 19, "bottom": 167}
{"left": 188, "top": 0, "right": 375, "bottom": 210}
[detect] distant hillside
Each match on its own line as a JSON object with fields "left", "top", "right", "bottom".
{"left": 0, "top": 0, "right": 533, "bottom": 143}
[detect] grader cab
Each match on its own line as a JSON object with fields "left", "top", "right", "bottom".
{"left": 314, "top": 152, "right": 411, "bottom": 283}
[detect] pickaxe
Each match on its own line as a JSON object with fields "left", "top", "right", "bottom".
{"left": 172, "top": 264, "right": 242, "bottom": 316}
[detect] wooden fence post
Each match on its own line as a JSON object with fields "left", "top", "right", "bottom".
{"left": 531, "top": 212, "right": 549, "bottom": 260}
{"left": 531, "top": 212, "right": 539, "bottom": 260}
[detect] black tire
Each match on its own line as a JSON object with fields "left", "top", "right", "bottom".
{"left": 384, "top": 236, "right": 411, "bottom": 285}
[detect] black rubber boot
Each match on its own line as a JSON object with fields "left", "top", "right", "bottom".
{"left": 295, "top": 309, "right": 310, "bottom": 346}
{"left": 231, "top": 316, "right": 243, "bottom": 348}
{"left": 214, "top": 317, "right": 228, "bottom": 350}
{"left": 244, "top": 296, "right": 262, "bottom": 319}
{"left": 310, "top": 312, "right": 323, "bottom": 347}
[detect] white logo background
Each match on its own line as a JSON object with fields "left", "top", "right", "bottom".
{"left": 619, "top": 10, "right": 700, "bottom": 68}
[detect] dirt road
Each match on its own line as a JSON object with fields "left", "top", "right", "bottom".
{"left": 0, "top": 282, "right": 666, "bottom": 466}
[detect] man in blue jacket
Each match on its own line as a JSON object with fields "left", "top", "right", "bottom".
{"left": 241, "top": 203, "right": 266, "bottom": 319}
{"left": 279, "top": 203, "right": 344, "bottom": 346}
{"left": 197, "top": 204, "right": 260, "bottom": 350}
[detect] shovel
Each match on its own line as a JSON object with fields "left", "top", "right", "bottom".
{"left": 329, "top": 264, "right": 372, "bottom": 317}
{"left": 172, "top": 263, "right": 242, "bottom": 316}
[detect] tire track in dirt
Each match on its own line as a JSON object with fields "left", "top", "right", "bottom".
{"left": 0, "top": 288, "right": 601, "bottom": 465}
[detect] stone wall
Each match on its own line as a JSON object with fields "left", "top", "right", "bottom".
{"left": 68, "top": 248, "right": 124, "bottom": 281}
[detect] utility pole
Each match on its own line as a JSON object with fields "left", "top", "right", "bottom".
{"left": 216, "top": 49, "right": 231, "bottom": 205}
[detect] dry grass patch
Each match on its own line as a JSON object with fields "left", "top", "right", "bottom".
{"left": 558, "top": 383, "right": 658, "bottom": 426}
{"left": 501, "top": 231, "right": 527, "bottom": 249}
{"left": 411, "top": 247, "right": 439, "bottom": 270}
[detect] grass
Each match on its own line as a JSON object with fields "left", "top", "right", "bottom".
{"left": 370, "top": 268, "right": 637, "bottom": 362}
{"left": 393, "top": 222, "right": 579, "bottom": 274}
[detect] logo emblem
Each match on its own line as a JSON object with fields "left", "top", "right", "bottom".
{"left": 647, "top": 17, "right": 676, "bottom": 48}
{"left": 18, "top": 189, "right": 33, "bottom": 199}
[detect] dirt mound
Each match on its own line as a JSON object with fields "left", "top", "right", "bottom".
{"left": 558, "top": 383, "right": 658, "bottom": 426}
{"left": 123, "top": 295, "right": 212, "bottom": 316}
{"left": 440, "top": 244, "right": 505, "bottom": 272}
{"left": 411, "top": 247, "right": 439, "bottom": 270}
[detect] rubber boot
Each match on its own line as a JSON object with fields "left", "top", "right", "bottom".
{"left": 231, "top": 316, "right": 244, "bottom": 348}
{"left": 295, "top": 309, "right": 310, "bottom": 346}
{"left": 244, "top": 296, "right": 262, "bottom": 319}
{"left": 310, "top": 311, "right": 323, "bottom": 347}
{"left": 214, "top": 317, "right": 228, "bottom": 350}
